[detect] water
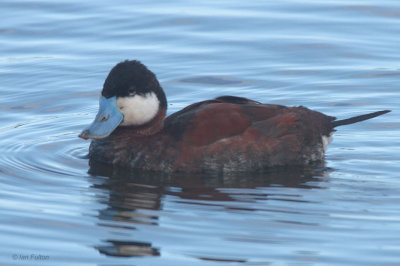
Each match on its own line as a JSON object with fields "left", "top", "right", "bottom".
{"left": 1, "top": 0, "right": 400, "bottom": 265}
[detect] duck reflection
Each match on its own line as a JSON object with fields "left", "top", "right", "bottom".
{"left": 97, "top": 240, "right": 160, "bottom": 257}
{"left": 89, "top": 160, "right": 329, "bottom": 258}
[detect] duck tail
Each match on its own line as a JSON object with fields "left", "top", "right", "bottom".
{"left": 332, "top": 110, "right": 391, "bottom": 128}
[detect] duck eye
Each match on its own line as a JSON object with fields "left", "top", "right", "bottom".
{"left": 128, "top": 87, "right": 136, "bottom": 96}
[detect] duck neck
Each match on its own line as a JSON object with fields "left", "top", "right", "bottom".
{"left": 121, "top": 108, "right": 166, "bottom": 136}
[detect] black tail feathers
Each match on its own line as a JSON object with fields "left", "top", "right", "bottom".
{"left": 332, "top": 110, "right": 391, "bottom": 128}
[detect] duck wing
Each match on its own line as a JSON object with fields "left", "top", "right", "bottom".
{"left": 164, "top": 96, "right": 333, "bottom": 147}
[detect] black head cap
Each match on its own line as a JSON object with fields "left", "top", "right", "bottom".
{"left": 102, "top": 60, "right": 167, "bottom": 108}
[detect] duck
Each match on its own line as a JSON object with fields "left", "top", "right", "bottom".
{"left": 79, "top": 60, "right": 390, "bottom": 173}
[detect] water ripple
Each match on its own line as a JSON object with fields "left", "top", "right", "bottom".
{"left": 0, "top": 115, "right": 87, "bottom": 182}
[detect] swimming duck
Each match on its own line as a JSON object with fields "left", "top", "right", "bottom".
{"left": 79, "top": 60, "right": 390, "bottom": 173}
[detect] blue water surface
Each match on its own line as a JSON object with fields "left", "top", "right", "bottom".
{"left": 1, "top": 0, "right": 400, "bottom": 265}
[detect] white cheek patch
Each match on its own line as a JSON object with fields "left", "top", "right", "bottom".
{"left": 117, "top": 92, "right": 160, "bottom": 126}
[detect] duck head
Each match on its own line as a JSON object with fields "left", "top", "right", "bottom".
{"left": 79, "top": 60, "right": 167, "bottom": 139}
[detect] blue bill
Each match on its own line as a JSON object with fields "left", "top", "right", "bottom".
{"left": 79, "top": 96, "right": 123, "bottom": 139}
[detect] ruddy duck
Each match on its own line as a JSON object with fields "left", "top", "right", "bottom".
{"left": 80, "top": 60, "right": 390, "bottom": 173}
